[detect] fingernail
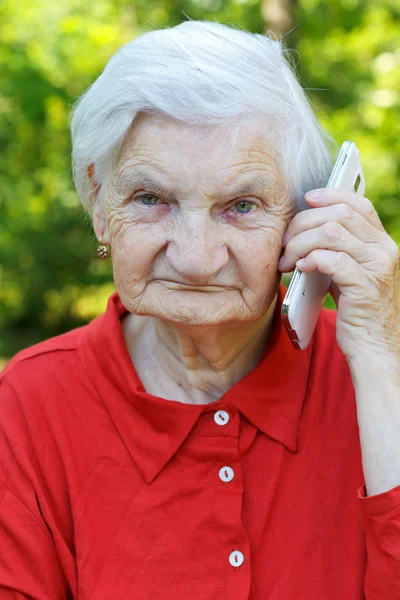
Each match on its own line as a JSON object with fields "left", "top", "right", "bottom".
{"left": 296, "top": 258, "right": 306, "bottom": 269}
{"left": 278, "top": 256, "right": 285, "bottom": 268}
{"left": 306, "top": 189, "right": 323, "bottom": 201}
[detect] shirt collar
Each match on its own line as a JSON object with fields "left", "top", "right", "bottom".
{"left": 82, "top": 284, "right": 313, "bottom": 484}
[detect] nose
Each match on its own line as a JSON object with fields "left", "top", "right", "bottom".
{"left": 165, "top": 212, "right": 229, "bottom": 284}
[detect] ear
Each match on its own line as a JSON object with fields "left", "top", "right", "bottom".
{"left": 87, "top": 163, "right": 101, "bottom": 205}
{"left": 92, "top": 201, "right": 110, "bottom": 245}
{"left": 87, "top": 163, "right": 110, "bottom": 244}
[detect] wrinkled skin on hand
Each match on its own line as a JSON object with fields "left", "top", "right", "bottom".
{"left": 279, "top": 188, "right": 400, "bottom": 363}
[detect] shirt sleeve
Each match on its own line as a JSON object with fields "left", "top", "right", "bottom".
{"left": 0, "top": 370, "right": 71, "bottom": 599}
{"left": 359, "top": 483, "right": 400, "bottom": 599}
{"left": 0, "top": 480, "right": 69, "bottom": 599}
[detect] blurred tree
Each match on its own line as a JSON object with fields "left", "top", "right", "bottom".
{"left": 0, "top": 0, "right": 399, "bottom": 365}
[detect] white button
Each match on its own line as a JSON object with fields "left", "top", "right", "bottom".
{"left": 219, "top": 466, "right": 234, "bottom": 482}
{"left": 229, "top": 550, "right": 244, "bottom": 567}
{"left": 214, "top": 410, "right": 230, "bottom": 426}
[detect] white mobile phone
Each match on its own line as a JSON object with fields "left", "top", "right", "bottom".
{"left": 281, "top": 141, "right": 366, "bottom": 350}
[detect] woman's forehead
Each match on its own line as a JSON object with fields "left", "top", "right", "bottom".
{"left": 116, "top": 112, "right": 279, "bottom": 181}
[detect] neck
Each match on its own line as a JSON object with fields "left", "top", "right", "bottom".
{"left": 122, "top": 294, "right": 279, "bottom": 405}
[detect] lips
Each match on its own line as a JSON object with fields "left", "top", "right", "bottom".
{"left": 152, "top": 279, "right": 236, "bottom": 291}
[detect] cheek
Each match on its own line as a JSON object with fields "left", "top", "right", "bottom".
{"left": 233, "top": 231, "right": 282, "bottom": 318}
{"left": 235, "top": 229, "right": 282, "bottom": 284}
{"left": 110, "top": 220, "right": 166, "bottom": 283}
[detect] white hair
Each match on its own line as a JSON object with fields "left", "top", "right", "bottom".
{"left": 70, "top": 20, "right": 336, "bottom": 213}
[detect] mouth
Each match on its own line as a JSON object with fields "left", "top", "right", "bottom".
{"left": 153, "top": 279, "right": 237, "bottom": 292}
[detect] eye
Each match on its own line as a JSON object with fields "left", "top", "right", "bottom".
{"left": 137, "top": 194, "right": 162, "bottom": 206}
{"left": 231, "top": 200, "right": 256, "bottom": 215}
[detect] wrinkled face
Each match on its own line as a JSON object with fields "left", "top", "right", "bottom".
{"left": 94, "top": 112, "right": 294, "bottom": 326}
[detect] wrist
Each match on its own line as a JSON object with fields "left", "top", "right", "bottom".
{"left": 347, "top": 348, "right": 400, "bottom": 386}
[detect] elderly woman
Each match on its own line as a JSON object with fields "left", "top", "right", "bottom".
{"left": 1, "top": 20, "right": 399, "bottom": 600}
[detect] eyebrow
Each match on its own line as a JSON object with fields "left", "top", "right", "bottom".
{"left": 117, "top": 167, "right": 274, "bottom": 201}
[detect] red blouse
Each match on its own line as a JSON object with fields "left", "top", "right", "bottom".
{"left": 1, "top": 285, "right": 399, "bottom": 599}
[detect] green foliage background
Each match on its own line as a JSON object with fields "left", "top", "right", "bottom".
{"left": 1, "top": 0, "right": 399, "bottom": 365}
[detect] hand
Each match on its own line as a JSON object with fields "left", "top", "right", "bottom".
{"left": 278, "top": 188, "right": 400, "bottom": 362}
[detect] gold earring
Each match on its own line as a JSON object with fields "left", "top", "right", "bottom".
{"left": 97, "top": 237, "right": 110, "bottom": 259}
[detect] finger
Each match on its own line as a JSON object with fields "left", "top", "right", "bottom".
{"left": 279, "top": 222, "right": 378, "bottom": 272}
{"left": 305, "top": 188, "right": 385, "bottom": 232}
{"left": 295, "top": 249, "right": 363, "bottom": 288}
{"left": 283, "top": 203, "right": 386, "bottom": 248}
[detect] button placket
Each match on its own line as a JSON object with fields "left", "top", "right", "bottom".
{"left": 211, "top": 406, "right": 246, "bottom": 576}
